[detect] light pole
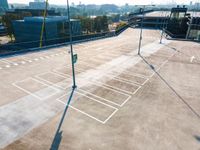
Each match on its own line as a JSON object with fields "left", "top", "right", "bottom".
{"left": 138, "top": 6, "right": 145, "bottom": 55}
{"left": 137, "top": 5, "right": 155, "bottom": 55}
{"left": 160, "top": 12, "right": 168, "bottom": 44}
{"left": 67, "top": 0, "right": 77, "bottom": 89}
{"left": 40, "top": 0, "right": 48, "bottom": 48}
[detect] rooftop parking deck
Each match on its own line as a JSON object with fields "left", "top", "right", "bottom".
{"left": 0, "top": 28, "right": 200, "bottom": 150}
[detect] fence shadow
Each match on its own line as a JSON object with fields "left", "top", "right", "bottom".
{"left": 139, "top": 54, "right": 200, "bottom": 120}
{"left": 50, "top": 88, "right": 76, "bottom": 150}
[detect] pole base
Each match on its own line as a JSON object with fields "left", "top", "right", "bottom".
{"left": 72, "top": 85, "right": 77, "bottom": 89}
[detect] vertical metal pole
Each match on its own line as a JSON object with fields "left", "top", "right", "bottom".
{"left": 40, "top": 0, "right": 48, "bottom": 48}
{"left": 138, "top": 6, "right": 145, "bottom": 55}
{"left": 67, "top": 0, "right": 77, "bottom": 89}
{"left": 186, "top": 16, "right": 192, "bottom": 39}
{"left": 160, "top": 12, "right": 166, "bottom": 44}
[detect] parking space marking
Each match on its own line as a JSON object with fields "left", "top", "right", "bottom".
{"left": 57, "top": 91, "right": 118, "bottom": 124}
{"left": 5, "top": 65, "right": 11, "bottom": 68}
{"left": 78, "top": 83, "right": 131, "bottom": 107}
{"left": 53, "top": 66, "right": 83, "bottom": 77}
{"left": 34, "top": 58, "right": 39, "bottom": 61}
{"left": 13, "top": 77, "right": 59, "bottom": 100}
{"left": 0, "top": 51, "right": 69, "bottom": 70}
{"left": 20, "top": 61, "right": 26, "bottom": 64}
{"left": 1, "top": 59, "right": 12, "bottom": 64}
{"left": 35, "top": 71, "right": 71, "bottom": 90}
{"left": 105, "top": 75, "right": 141, "bottom": 87}
{"left": 93, "top": 80, "right": 141, "bottom": 95}
{"left": 114, "top": 69, "right": 151, "bottom": 79}
{"left": 115, "top": 76, "right": 148, "bottom": 86}
{"left": 13, "top": 63, "right": 19, "bottom": 66}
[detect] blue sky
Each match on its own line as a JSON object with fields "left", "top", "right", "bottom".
{"left": 8, "top": 0, "right": 198, "bottom": 5}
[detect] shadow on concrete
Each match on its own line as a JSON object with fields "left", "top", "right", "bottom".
{"left": 164, "top": 44, "right": 200, "bottom": 64}
{"left": 139, "top": 54, "right": 200, "bottom": 120}
{"left": 50, "top": 88, "right": 76, "bottom": 150}
{"left": 194, "top": 135, "right": 200, "bottom": 142}
{"left": 164, "top": 44, "right": 177, "bottom": 52}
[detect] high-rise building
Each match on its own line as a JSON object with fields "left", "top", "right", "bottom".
{"left": 0, "top": 0, "right": 8, "bottom": 14}
{"left": 29, "top": 0, "right": 47, "bottom": 9}
{"left": 0, "top": 0, "right": 9, "bottom": 10}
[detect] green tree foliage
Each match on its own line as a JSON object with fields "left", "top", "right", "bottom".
{"left": 116, "top": 22, "right": 128, "bottom": 31}
{"left": 74, "top": 15, "right": 108, "bottom": 34}
{"left": 2, "top": 12, "right": 32, "bottom": 41}
{"left": 94, "top": 16, "right": 108, "bottom": 32}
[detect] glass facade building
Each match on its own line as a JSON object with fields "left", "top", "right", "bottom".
{"left": 0, "top": 0, "right": 8, "bottom": 14}
{"left": 12, "top": 16, "right": 81, "bottom": 44}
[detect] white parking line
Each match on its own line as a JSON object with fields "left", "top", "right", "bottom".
{"left": 39, "top": 57, "right": 44, "bottom": 60}
{"left": 34, "top": 58, "right": 39, "bottom": 61}
{"left": 114, "top": 75, "right": 148, "bottom": 86}
{"left": 21, "top": 61, "right": 26, "bottom": 64}
{"left": 104, "top": 74, "right": 141, "bottom": 87}
{"left": 35, "top": 71, "right": 71, "bottom": 90}
{"left": 116, "top": 69, "right": 150, "bottom": 79}
{"left": 93, "top": 80, "right": 141, "bottom": 95}
{"left": 13, "top": 63, "right": 19, "bottom": 66}
{"left": 5, "top": 65, "right": 11, "bottom": 68}
{"left": 190, "top": 56, "right": 195, "bottom": 63}
{"left": 13, "top": 77, "right": 60, "bottom": 100}
{"left": 79, "top": 83, "right": 131, "bottom": 107}
{"left": 53, "top": 66, "right": 83, "bottom": 77}
{"left": 57, "top": 91, "right": 118, "bottom": 124}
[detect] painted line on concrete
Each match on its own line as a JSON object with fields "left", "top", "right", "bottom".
{"left": 5, "top": 65, "right": 11, "bottom": 68}
{"left": 13, "top": 77, "right": 59, "bottom": 100}
{"left": 20, "top": 61, "right": 26, "bottom": 64}
{"left": 79, "top": 85, "right": 131, "bottom": 107}
{"left": 56, "top": 91, "right": 118, "bottom": 124}
{"left": 104, "top": 74, "right": 141, "bottom": 87}
{"left": 190, "top": 56, "right": 195, "bottom": 63}
{"left": 35, "top": 71, "right": 70, "bottom": 90}
{"left": 93, "top": 80, "right": 141, "bottom": 95}
{"left": 53, "top": 66, "right": 83, "bottom": 77}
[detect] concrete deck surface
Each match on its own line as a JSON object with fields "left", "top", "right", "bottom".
{"left": 0, "top": 28, "right": 200, "bottom": 150}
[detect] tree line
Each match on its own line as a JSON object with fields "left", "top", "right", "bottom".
{"left": 74, "top": 15, "right": 109, "bottom": 34}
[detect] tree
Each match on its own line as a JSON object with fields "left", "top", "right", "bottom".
{"left": 73, "top": 15, "right": 108, "bottom": 34}
{"left": 116, "top": 21, "right": 128, "bottom": 31}
{"left": 94, "top": 16, "right": 108, "bottom": 32}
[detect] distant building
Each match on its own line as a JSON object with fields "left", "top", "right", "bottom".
{"left": 0, "top": 0, "right": 9, "bottom": 14}
{"left": 128, "top": 11, "right": 168, "bottom": 29}
{"left": 12, "top": 16, "right": 81, "bottom": 44}
{"left": 29, "top": 0, "right": 47, "bottom": 10}
{"left": 186, "top": 17, "right": 200, "bottom": 41}
{"left": 0, "top": 0, "right": 8, "bottom": 9}
{"left": 0, "top": 23, "right": 7, "bottom": 35}
{"left": 6, "top": 9, "right": 60, "bottom": 16}
{"left": 166, "top": 6, "right": 189, "bottom": 38}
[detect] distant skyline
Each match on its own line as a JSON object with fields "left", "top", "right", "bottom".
{"left": 7, "top": 0, "right": 199, "bottom": 5}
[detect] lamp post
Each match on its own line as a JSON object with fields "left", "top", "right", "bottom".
{"left": 138, "top": 6, "right": 145, "bottom": 55}
{"left": 67, "top": 0, "right": 77, "bottom": 89}
{"left": 137, "top": 5, "right": 155, "bottom": 55}
{"left": 160, "top": 12, "right": 168, "bottom": 44}
{"left": 40, "top": 0, "right": 48, "bottom": 48}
